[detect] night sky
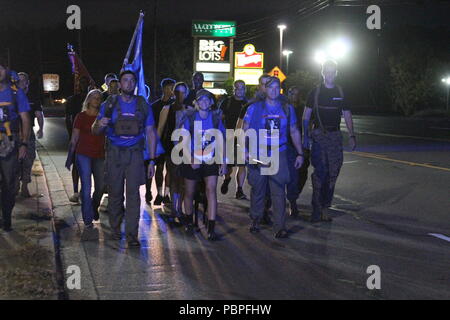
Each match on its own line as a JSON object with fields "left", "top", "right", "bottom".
{"left": 1, "top": 0, "right": 449, "bottom": 100}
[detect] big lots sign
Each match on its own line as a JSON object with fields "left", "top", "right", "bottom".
{"left": 235, "top": 44, "right": 264, "bottom": 69}
{"left": 198, "top": 39, "right": 229, "bottom": 62}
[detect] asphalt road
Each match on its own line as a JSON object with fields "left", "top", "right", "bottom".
{"left": 38, "top": 115, "right": 450, "bottom": 299}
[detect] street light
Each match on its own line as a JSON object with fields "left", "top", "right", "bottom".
{"left": 442, "top": 76, "right": 450, "bottom": 111}
{"left": 313, "top": 38, "right": 351, "bottom": 64}
{"left": 314, "top": 50, "right": 327, "bottom": 65}
{"left": 277, "top": 24, "right": 286, "bottom": 68}
{"left": 283, "top": 50, "right": 293, "bottom": 74}
{"left": 327, "top": 38, "right": 351, "bottom": 60}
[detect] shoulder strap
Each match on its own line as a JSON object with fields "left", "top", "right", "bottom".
{"left": 10, "top": 87, "right": 18, "bottom": 111}
{"left": 248, "top": 101, "right": 264, "bottom": 131}
{"left": 136, "top": 96, "right": 149, "bottom": 119}
{"left": 212, "top": 109, "right": 222, "bottom": 129}
{"left": 313, "top": 85, "right": 327, "bottom": 134}
{"left": 104, "top": 94, "right": 119, "bottom": 118}
{"left": 281, "top": 98, "right": 290, "bottom": 126}
{"left": 336, "top": 85, "right": 344, "bottom": 99}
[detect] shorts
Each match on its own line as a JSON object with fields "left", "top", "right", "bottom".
{"left": 179, "top": 163, "right": 219, "bottom": 181}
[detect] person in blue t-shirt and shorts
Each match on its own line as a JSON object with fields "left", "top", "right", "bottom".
{"left": 179, "top": 89, "right": 227, "bottom": 241}
{"left": 92, "top": 70, "right": 157, "bottom": 247}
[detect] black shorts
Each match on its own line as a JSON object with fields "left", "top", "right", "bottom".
{"left": 179, "top": 164, "right": 219, "bottom": 181}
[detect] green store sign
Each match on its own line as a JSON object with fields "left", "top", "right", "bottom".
{"left": 192, "top": 20, "right": 236, "bottom": 37}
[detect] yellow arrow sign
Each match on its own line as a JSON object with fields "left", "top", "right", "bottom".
{"left": 268, "top": 66, "right": 286, "bottom": 83}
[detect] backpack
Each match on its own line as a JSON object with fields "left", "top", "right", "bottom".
{"left": 104, "top": 94, "right": 148, "bottom": 136}
{"left": 179, "top": 108, "right": 223, "bottom": 134}
{"left": 0, "top": 86, "right": 19, "bottom": 157}
{"left": 313, "top": 84, "right": 344, "bottom": 134}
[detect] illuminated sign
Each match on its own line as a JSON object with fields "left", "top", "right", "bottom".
{"left": 192, "top": 20, "right": 236, "bottom": 37}
{"left": 42, "top": 74, "right": 60, "bottom": 92}
{"left": 198, "top": 39, "right": 229, "bottom": 62}
{"left": 268, "top": 66, "right": 286, "bottom": 83}
{"left": 196, "top": 62, "right": 231, "bottom": 73}
{"left": 234, "top": 68, "right": 264, "bottom": 85}
{"left": 235, "top": 44, "right": 264, "bottom": 69}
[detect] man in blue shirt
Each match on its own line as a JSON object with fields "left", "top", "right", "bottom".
{"left": 92, "top": 70, "right": 157, "bottom": 247}
{"left": 243, "top": 77, "right": 304, "bottom": 238}
{"left": 0, "top": 59, "right": 31, "bottom": 232}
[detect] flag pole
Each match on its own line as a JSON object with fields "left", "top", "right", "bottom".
{"left": 123, "top": 11, "right": 145, "bottom": 70}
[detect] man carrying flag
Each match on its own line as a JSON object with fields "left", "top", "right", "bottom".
{"left": 92, "top": 12, "right": 157, "bottom": 247}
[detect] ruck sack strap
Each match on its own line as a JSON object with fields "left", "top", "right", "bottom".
{"left": 313, "top": 85, "right": 344, "bottom": 134}
{"left": 104, "top": 94, "right": 148, "bottom": 119}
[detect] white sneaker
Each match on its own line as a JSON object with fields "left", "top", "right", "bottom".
{"left": 69, "top": 193, "right": 80, "bottom": 203}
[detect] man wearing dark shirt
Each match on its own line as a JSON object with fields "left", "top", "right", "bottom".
{"left": 219, "top": 80, "right": 248, "bottom": 200}
{"left": 286, "top": 86, "right": 310, "bottom": 217}
{"left": 147, "top": 77, "right": 175, "bottom": 205}
{"left": 102, "top": 73, "right": 119, "bottom": 101}
{"left": 184, "top": 72, "right": 204, "bottom": 107}
{"left": 65, "top": 76, "right": 89, "bottom": 203}
{"left": 302, "top": 60, "right": 356, "bottom": 223}
{"left": 17, "top": 72, "right": 44, "bottom": 198}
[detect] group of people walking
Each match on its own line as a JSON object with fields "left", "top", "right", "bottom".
{"left": 0, "top": 56, "right": 356, "bottom": 247}
{"left": 0, "top": 58, "right": 45, "bottom": 233}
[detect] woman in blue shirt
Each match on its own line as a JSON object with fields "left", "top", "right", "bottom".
{"left": 179, "top": 89, "right": 227, "bottom": 241}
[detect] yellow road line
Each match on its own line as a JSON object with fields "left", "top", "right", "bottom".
{"left": 347, "top": 151, "right": 450, "bottom": 172}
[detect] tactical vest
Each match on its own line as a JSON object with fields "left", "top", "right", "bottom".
{"left": 313, "top": 84, "right": 344, "bottom": 134}
{"left": 104, "top": 94, "right": 148, "bottom": 137}
{"left": 0, "top": 87, "right": 20, "bottom": 157}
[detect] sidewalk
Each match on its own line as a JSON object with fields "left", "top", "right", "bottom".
{"left": 36, "top": 142, "right": 98, "bottom": 300}
{"left": 0, "top": 155, "right": 58, "bottom": 299}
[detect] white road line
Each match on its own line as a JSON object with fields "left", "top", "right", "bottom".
{"left": 428, "top": 233, "right": 450, "bottom": 243}
{"left": 340, "top": 127, "right": 450, "bottom": 142}
{"left": 430, "top": 127, "right": 450, "bottom": 131}
{"left": 343, "top": 160, "right": 359, "bottom": 164}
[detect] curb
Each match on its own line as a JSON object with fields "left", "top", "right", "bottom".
{"left": 35, "top": 151, "right": 69, "bottom": 300}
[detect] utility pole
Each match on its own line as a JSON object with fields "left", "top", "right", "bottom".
{"left": 78, "top": 29, "right": 83, "bottom": 59}
{"left": 153, "top": 0, "right": 157, "bottom": 96}
{"left": 6, "top": 47, "right": 11, "bottom": 67}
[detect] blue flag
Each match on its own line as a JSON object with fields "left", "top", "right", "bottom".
{"left": 122, "top": 12, "right": 148, "bottom": 100}
{"left": 123, "top": 12, "right": 164, "bottom": 158}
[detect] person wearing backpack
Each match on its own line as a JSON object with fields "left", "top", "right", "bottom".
{"left": 0, "top": 59, "right": 31, "bottom": 232}
{"left": 92, "top": 70, "right": 157, "bottom": 247}
{"left": 17, "top": 72, "right": 45, "bottom": 198}
{"left": 218, "top": 80, "right": 248, "bottom": 200}
{"left": 179, "top": 89, "right": 227, "bottom": 241}
{"left": 286, "top": 86, "right": 310, "bottom": 217}
{"left": 243, "top": 77, "right": 304, "bottom": 239}
{"left": 157, "top": 82, "right": 192, "bottom": 218}
{"left": 302, "top": 60, "right": 356, "bottom": 223}
{"left": 148, "top": 78, "right": 176, "bottom": 206}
